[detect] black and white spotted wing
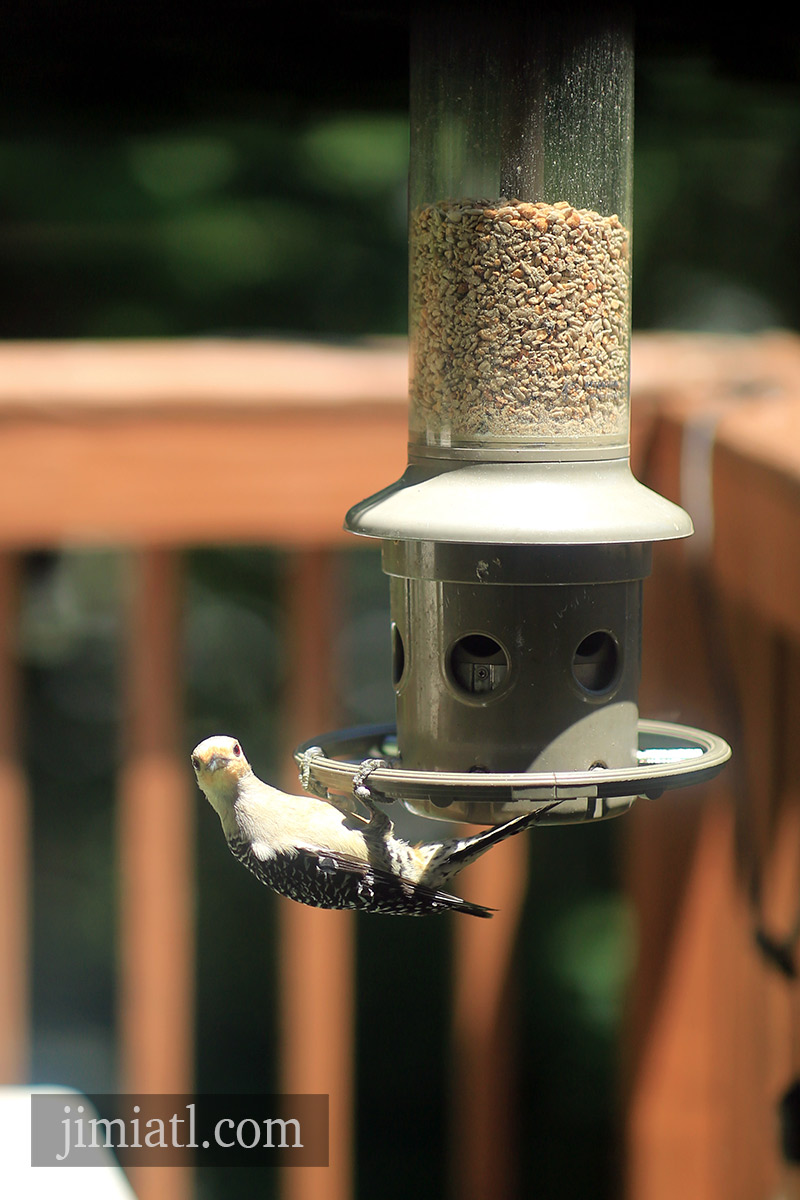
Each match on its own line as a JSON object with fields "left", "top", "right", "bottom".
{"left": 227, "top": 837, "right": 492, "bottom": 918}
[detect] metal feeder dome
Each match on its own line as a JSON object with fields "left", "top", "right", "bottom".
{"left": 296, "top": 1, "right": 731, "bottom": 824}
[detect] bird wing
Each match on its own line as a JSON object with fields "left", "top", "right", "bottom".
{"left": 236, "top": 837, "right": 492, "bottom": 918}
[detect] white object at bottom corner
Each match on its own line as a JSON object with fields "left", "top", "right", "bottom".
{"left": 0, "top": 1086, "right": 137, "bottom": 1199}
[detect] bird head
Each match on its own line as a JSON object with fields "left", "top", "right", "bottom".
{"left": 191, "top": 736, "right": 252, "bottom": 817}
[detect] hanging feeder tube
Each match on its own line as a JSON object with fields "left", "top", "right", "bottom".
{"left": 297, "top": 1, "right": 731, "bottom": 823}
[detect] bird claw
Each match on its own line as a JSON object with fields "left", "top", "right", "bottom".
{"left": 297, "top": 746, "right": 330, "bottom": 799}
{"left": 352, "top": 758, "right": 393, "bottom": 808}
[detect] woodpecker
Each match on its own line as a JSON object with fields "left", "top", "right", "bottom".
{"left": 191, "top": 735, "right": 561, "bottom": 918}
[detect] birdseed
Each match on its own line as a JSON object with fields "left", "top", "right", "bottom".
{"left": 409, "top": 199, "right": 630, "bottom": 443}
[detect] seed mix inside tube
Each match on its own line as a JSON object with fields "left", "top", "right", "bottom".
{"left": 409, "top": 199, "right": 630, "bottom": 444}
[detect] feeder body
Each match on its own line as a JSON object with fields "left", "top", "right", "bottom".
{"left": 339, "top": 4, "right": 696, "bottom": 824}
{"left": 390, "top": 568, "right": 641, "bottom": 772}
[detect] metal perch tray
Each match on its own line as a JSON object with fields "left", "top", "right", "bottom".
{"left": 294, "top": 720, "right": 732, "bottom": 825}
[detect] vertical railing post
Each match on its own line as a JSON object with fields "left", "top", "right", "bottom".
{"left": 278, "top": 548, "right": 355, "bottom": 1200}
{"left": 0, "top": 554, "right": 29, "bottom": 1085}
{"left": 450, "top": 834, "right": 529, "bottom": 1200}
{"left": 118, "top": 548, "right": 194, "bottom": 1200}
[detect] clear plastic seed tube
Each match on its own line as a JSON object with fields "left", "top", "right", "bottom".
{"left": 408, "top": 3, "right": 633, "bottom": 455}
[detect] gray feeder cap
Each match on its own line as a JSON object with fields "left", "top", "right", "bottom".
{"left": 345, "top": 456, "right": 693, "bottom": 546}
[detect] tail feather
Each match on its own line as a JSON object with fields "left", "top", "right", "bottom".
{"left": 454, "top": 897, "right": 495, "bottom": 919}
{"left": 432, "top": 800, "right": 563, "bottom": 884}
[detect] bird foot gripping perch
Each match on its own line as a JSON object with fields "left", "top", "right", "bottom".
{"left": 349, "top": 757, "right": 395, "bottom": 835}
{"left": 352, "top": 757, "right": 393, "bottom": 804}
{"left": 297, "top": 745, "right": 328, "bottom": 799}
{"left": 297, "top": 748, "right": 394, "bottom": 824}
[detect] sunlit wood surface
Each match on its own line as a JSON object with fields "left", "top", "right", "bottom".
{"left": 0, "top": 337, "right": 408, "bottom": 547}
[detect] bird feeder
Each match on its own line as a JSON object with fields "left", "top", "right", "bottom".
{"left": 295, "top": 1, "right": 730, "bottom": 824}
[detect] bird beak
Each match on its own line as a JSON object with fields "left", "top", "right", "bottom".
{"left": 192, "top": 753, "right": 219, "bottom": 774}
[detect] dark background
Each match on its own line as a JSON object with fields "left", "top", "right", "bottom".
{"left": 8, "top": 5, "right": 798, "bottom": 1198}
{"left": 1, "top": 3, "right": 798, "bottom": 339}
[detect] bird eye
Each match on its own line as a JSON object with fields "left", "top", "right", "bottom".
{"left": 232, "top": 742, "right": 241, "bottom": 757}
{"left": 191, "top": 755, "right": 201, "bottom": 771}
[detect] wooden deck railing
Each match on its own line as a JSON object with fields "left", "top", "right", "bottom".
{"left": 1, "top": 331, "right": 799, "bottom": 1199}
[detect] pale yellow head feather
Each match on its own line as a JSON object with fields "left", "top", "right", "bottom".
{"left": 191, "top": 735, "right": 253, "bottom": 823}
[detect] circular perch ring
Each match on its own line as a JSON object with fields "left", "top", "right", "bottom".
{"left": 294, "top": 720, "right": 731, "bottom": 825}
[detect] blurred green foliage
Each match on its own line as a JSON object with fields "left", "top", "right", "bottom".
{"left": 0, "top": 113, "right": 409, "bottom": 337}
{"left": 1, "top": 10, "right": 797, "bottom": 340}
{"left": 634, "top": 56, "right": 800, "bottom": 331}
{"left": 12, "top": 5, "right": 798, "bottom": 1198}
